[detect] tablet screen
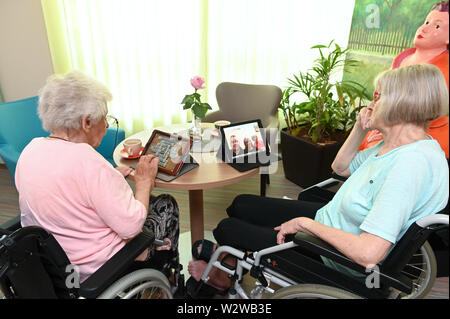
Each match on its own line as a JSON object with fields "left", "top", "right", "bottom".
{"left": 142, "top": 130, "right": 192, "bottom": 176}
{"left": 222, "top": 121, "right": 266, "bottom": 158}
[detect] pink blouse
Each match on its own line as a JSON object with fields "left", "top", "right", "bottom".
{"left": 15, "top": 138, "right": 148, "bottom": 282}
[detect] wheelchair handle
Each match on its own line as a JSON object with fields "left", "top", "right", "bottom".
{"left": 416, "top": 214, "right": 449, "bottom": 228}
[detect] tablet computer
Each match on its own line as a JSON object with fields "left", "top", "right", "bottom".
{"left": 216, "top": 119, "right": 271, "bottom": 171}
{"left": 142, "top": 129, "right": 192, "bottom": 176}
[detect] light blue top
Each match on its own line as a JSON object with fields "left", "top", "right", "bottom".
{"left": 314, "top": 138, "right": 449, "bottom": 277}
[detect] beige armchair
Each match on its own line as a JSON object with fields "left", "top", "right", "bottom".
{"left": 205, "top": 82, "right": 282, "bottom": 196}
{"left": 205, "top": 82, "right": 281, "bottom": 129}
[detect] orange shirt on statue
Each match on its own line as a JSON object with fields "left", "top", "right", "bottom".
{"left": 359, "top": 49, "right": 449, "bottom": 158}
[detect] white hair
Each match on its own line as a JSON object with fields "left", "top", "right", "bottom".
{"left": 374, "top": 64, "right": 448, "bottom": 128}
{"left": 38, "top": 70, "right": 112, "bottom": 132}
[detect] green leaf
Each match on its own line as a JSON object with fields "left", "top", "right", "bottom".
{"left": 181, "top": 94, "right": 194, "bottom": 105}
{"left": 335, "top": 43, "right": 342, "bottom": 52}
{"left": 311, "top": 129, "right": 319, "bottom": 143}
{"left": 202, "top": 102, "right": 213, "bottom": 110}
{"left": 192, "top": 104, "right": 207, "bottom": 119}
{"left": 291, "top": 127, "right": 302, "bottom": 136}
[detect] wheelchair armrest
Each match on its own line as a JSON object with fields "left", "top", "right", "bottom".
{"left": 331, "top": 172, "right": 348, "bottom": 182}
{"left": 79, "top": 230, "right": 155, "bottom": 299}
{"left": 293, "top": 232, "right": 366, "bottom": 274}
{"left": 293, "top": 232, "right": 413, "bottom": 293}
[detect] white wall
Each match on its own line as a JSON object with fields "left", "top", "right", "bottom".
{"left": 0, "top": 0, "right": 53, "bottom": 101}
{"left": 0, "top": 0, "right": 54, "bottom": 163}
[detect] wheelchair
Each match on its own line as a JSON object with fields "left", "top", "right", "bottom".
{"left": 193, "top": 175, "right": 449, "bottom": 299}
{"left": 0, "top": 217, "right": 186, "bottom": 299}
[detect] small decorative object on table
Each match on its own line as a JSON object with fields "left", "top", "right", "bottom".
{"left": 181, "top": 76, "right": 212, "bottom": 140}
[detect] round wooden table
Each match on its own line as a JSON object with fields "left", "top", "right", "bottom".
{"left": 113, "top": 123, "right": 259, "bottom": 244}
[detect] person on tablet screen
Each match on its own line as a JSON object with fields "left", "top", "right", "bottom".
{"left": 243, "top": 137, "right": 255, "bottom": 154}
{"left": 230, "top": 135, "right": 243, "bottom": 156}
{"left": 15, "top": 70, "right": 180, "bottom": 283}
{"left": 251, "top": 134, "right": 265, "bottom": 151}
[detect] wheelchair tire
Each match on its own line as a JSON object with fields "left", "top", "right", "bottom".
{"left": 399, "top": 241, "right": 437, "bottom": 299}
{"left": 270, "top": 284, "right": 363, "bottom": 299}
{"left": 97, "top": 269, "right": 173, "bottom": 299}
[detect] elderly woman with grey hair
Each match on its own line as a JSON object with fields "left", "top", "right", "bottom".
{"left": 15, "top": 70, "right": 180, "bottom": 283}
{"left": 188, "top": 64, "right": 449, "bottom": 295}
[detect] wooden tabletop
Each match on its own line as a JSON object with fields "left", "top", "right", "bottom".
{"left": 113, "top": 123, "right": 259, "bottom": 190}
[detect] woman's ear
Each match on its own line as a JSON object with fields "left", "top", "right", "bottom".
{"left": 80, "top": 115, "right": 92, "bottom": 132}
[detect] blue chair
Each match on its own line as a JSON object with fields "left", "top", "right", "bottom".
{"left": 0, "top": 96, "right": 125, "bottom": 183}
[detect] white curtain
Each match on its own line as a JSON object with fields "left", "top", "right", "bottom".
{"left": 48, "top": 0, "right": 355, "bottom": 135}
{"left": 207, "top": 0, "right": 356, "bottom": 90}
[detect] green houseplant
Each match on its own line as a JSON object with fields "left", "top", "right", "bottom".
{"left": 280, "top": 40, "right": 371, "bottom": 187}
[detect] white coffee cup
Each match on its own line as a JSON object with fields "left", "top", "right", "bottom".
{"left": 123, "top": 139, "right": 142, "bottom": 156}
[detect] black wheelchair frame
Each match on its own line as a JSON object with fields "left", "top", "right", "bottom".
{"left": 0, "top": 220, "right": 185, "bottom": 299}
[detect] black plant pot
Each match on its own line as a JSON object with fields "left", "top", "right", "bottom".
{"left": 281, "top": 128, "right": 344, "bottom": 188}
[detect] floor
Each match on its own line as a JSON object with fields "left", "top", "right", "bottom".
{"left": 0, "top": 162, "right": 448, "bottom": 299}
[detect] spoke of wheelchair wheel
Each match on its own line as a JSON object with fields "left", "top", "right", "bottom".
{"left": 124, "top": 283, "right": 152, "bottom": 299}
{"left": 412, "top": 282, "right": 422, "bottom": 288}
{"left": 402, "top": 269, "right": 425, "bottom": 278}
{"left": 406, "top": 262, "right": 426, "bottom": 266}
{"left": 405, "top": 264, "right": 426, "bottom": 272}
{"left": 145, "top": 287, "right": 159, "bottom": 298}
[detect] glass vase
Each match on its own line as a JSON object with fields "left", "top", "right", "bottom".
{"left": 191, "top": 111, "right": 202, "bottom": 141}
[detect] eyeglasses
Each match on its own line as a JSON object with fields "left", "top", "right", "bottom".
{"left": 373, "top": 91, "right": 381, "bottom": 102}
{"left": 106, "top": 115, "right": 118, "bottom": 126}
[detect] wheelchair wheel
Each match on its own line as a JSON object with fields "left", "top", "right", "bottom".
{"left": 271, "top": 284, "right": 363, "bottom": 299}
{"left": 399, "top": 241, "right": 437, "bottom": 299}
{"left": 97, "top": 269, "right": 173, "bottom": 299}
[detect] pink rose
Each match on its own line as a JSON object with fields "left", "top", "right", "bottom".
{"left": 190, "top": 76, "right": 206, "bottom": 90}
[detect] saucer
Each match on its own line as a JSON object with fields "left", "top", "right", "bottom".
{"left": 120, "top": 147, "right": 145, "bottom": 159}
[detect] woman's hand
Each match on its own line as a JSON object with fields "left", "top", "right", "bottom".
{"left": 356, "top": 102, "right": 374, "bottom": 131}
{"left": 331, "top": 102, "right": 377, "bottom": 177}
{"left": 134, "top": 155, "right": 159, "bottom": 186}
{"left": 274, "top": 217, "right": 314, "bottom": 244}
{"left": 115, "top": 166, "right": 133, "bottom": 177}
{"left": 133, "top": 155, "right": 159, "bottom": 211}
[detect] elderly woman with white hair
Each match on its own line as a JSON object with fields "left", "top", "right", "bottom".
{"left": 188, "top": 64, "right": 449, "bottom": 295}
{"left": 15, "top": 70, "right": 180, "bottom": 283}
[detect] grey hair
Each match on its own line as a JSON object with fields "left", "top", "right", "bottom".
{"left": 38, "top": 70, "right": 112, "bottom": 132}
{"left": 374, "top": 64, "right": 448, "bottom": 127}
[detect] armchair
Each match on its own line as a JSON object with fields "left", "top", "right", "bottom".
{"left": 205, "top": 82, "right": 281, "bottom": 129}
{"left": 0, "top": 96, "right": 125, "bottom": 183}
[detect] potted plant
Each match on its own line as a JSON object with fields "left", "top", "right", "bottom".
{"left": 279, "top": 40, "right": 371, "bottom": 188}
